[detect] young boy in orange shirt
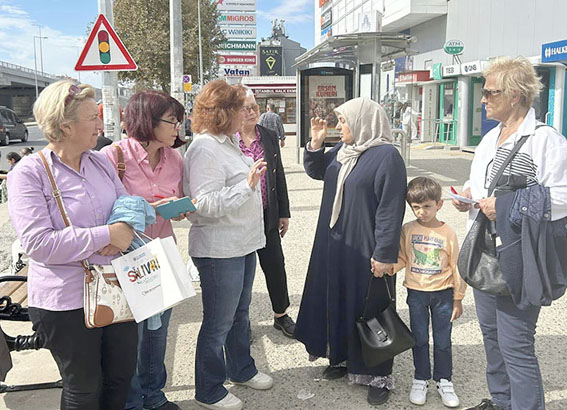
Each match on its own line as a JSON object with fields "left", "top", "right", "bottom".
{"left": 394, "top": 177, "right": 466, "bottom": 408}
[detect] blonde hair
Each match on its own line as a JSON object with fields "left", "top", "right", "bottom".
{"left": 483, "top": 57, "right": 543, "bottom": 108}
{"left": 33, "top": 79, "right": 96, "bottom": 142}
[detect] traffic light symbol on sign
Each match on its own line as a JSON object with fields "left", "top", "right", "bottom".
{"left": 98, "top": 30, "right": 111, "bottom": 64}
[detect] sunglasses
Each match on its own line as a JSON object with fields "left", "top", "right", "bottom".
{"left": 64, "top": 84, "right": 82, "bottom": 107}
{"left": 481, "top": 88, "right": 503, "bottom": 99}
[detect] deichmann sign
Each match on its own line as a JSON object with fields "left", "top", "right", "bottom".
{"left": 220, "top": 40, "right": 256, "bottom": 51}
{"left": 218, "top": 13, "right": 256, "bottom": 25}
{"left": 216, "top": 0, "right": 256, "bottom": 12}
{"left": 218, "top": 54, "right": 256, "bottom": 65}
{"left": 443, "top": 40, "right": 464, "bottom": 55}
{"left": 221, "top": 26, "right": 257, "bottom": 39}
{"left": 542, "top": 39, "right": 567, "bottom": 63}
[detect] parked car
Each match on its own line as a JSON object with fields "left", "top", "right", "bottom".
{"left": 0, "top": 107, "right": 28, "bottom": 146}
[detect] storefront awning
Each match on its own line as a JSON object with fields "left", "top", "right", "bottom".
{"left": 294, "top": 32, "right": 416, "bottom": 69}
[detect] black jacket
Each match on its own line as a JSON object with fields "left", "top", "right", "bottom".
{"left": 257, "top": 124, "right": 290, "bottom": 232}
{"left": 495, "top": 185, "right": 567, "bottom": 309}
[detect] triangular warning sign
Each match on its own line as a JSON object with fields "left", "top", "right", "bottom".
{"left": 75, "top": 14, "right": 137, "bottom": 71}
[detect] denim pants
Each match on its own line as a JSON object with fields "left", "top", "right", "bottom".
{"left": 474, "top": 289, "right": 544, "bottom": 410}
{"left": 192, "top": 253, "right": 258, "bottom": 404}
{"left": 125, "top": 308, "right": 173, "bottom": 410}
{"left": 407, "top": 288, "right": 453, "bottom": 382}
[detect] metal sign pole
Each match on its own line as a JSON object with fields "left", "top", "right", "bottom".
{"left": 98, "top": 0, "right": 121, "bottom": 141}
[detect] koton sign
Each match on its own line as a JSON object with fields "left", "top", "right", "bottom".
{"left": 218, "top": 13, "right": 256, "bottom": 25}
{"left": 218, "top": 54, "right": 256, "bottom": 65}
{"left": 221, "top": 26, "right": 257, "bottom": 39}
{"left": 216, "top": 0, "right": 256, "bottom": 12}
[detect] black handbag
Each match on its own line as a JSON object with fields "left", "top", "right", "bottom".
{"left": 356, "top": 275, "right": 415, "bottom": 367}
{"left": 457, "top": 133, "right": 530, "bottom": 296}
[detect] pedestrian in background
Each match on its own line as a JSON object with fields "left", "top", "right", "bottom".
{"left": 7, "top": 79, "right": 137, "bottom": 410}
{"left": 295, "top": 97, "right": 407, "bottom": 406}
{"left": 184, "top": 80, "right": 273, "bottom": 410}
{"left": 19, "top": 146, "right": 34, "bottom": 157}
{"left": 394, "top": 177, "right": 466, "bottom": 408}
{"left": 453, "top": 56, "right": 567, "bottom": 410}
{"left": 102, "top": 90, "right": 188, "bottom": 410}
{"left": 259, "top": 103, "right": 286, "bottom": 147}
{"left": 237, "top": 87, "right": 295, "bottom": 338}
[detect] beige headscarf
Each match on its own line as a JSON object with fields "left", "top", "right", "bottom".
{"left": 329, "top": 98, "right": 393, "bottom": 228}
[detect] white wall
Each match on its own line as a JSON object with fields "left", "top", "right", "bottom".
{"left": 446, "top": 0, "right": 567, "bottom": 61}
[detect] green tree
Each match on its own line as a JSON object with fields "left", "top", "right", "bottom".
{"left": 114, "top": 0, "right": 224, "bottom": 91}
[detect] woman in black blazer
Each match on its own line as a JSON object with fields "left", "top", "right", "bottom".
{"left": 237, "top": 88, "right": 295, "bottom": 338}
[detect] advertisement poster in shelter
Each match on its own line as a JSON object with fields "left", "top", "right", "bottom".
{"left": 308, "top": 75, "right": 346, "bottom": 141}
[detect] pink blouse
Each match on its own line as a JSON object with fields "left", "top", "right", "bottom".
{"left": 102, "top": 138, "right": 183, "bottom": 240}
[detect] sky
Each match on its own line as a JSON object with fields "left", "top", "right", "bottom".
{"left": 0, "top": 0, "right": 314, "bottom": 88}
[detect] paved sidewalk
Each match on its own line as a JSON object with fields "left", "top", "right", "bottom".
{"left": 1, "top": 139, "right": 567, "bottom": 409}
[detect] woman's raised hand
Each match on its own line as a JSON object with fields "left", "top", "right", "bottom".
{"left": 247, "top": 158, "right": 267, "bottom": 189}
{"left": 310, "top": 117, "right": 328, "bottom": 150}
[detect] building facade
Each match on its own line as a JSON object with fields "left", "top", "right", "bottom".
{"left": 311, "top": 0, "right": 567, "bottom": 147}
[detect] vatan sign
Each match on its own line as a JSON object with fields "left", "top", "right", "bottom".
{"left": 75, "top": 14, "right": 137, "bottom": 71}
{"left": 220, "top": 66, "right": 251, "bottom": 77}
{"left": 218, "top": 54, "right": 256, "bottom": 65}
{"left": 221, "top": 26, "right": 257, "bottom": 39}
{"left": 443, "top": 39, "right": 464, "bottom": 55}
{"left": 542, "top": 39, "right": 567, "bottom": 63}
{"left": 220, "top": 40, "right": 256, "bottom": 51}
{"left": 260, "top": 46, "right": 282, "bottom": 76}
{"left": 218, "top": 13, "right": 256, "bottom": 25}
{"left": 216, "top": 0, "right": 256, "bottom": 12}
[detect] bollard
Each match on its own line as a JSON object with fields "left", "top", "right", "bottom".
{"left": 392, "top": 128, "right": 410, "bottom": 166}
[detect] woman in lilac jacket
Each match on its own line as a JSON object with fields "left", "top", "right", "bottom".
{"left": 7, "top": 80, "right": 136, "bottom": 410}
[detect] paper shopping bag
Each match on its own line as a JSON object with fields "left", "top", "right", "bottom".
{"left": 111, "top": 236, "right": 196, "bottom": 322}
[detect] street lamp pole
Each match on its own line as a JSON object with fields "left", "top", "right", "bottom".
{"left": 197, "top": 0, "right": 203, "bottom": 88}
{"left": 34, "top": 24, "right": 45, "bottom": 76}
{"left": 33, "top": 37, "right": 38, "bottom": 99}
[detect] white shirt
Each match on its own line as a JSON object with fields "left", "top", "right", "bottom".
{"left": 465, "top": 107, "right": 567, "bottom": 230}
{"left": 183, "top": 132, "right": 265, "bottom": 258}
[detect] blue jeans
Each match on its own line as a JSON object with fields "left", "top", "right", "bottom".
{"left": 125, "top": 308, "right": 172, "bottom": 410}
{"left": 474, "top": 289, "right": 544, "bottom": 410}
{"left": 192, "top": 253, "right": 258, "bottom": 404}
{"left": 407, "top": 288, "right": 453, "bottom": 381}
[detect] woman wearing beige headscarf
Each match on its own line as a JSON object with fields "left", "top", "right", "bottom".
{"left": 295, "top": 98, "right": 407, "bottom": 406}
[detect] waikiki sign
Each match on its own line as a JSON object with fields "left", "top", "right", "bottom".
{"left": 443, "top": 40, "right": 464, "bottom": 55}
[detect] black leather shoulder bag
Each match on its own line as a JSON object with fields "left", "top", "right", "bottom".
{"left": 356, "top": 275, "right": 415, "bottom": 367}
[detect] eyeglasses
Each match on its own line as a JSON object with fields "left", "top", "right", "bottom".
{"left": 481, "top": 88, "right": 503, "bottom": 99}
{"left": 241, "top": 104, "right": 258, "bottom": 113}
{"left": 159, "top": 118, "right": 182, "bottom": 129}
{"left": 64, "top": 84, "right": 81, "bottom": 107}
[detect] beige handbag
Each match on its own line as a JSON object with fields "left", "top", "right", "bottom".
{"left": 39, "top": 151, "right": 134, "bottom": 328}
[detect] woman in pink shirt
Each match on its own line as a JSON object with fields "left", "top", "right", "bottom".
{"left": 102, "top": 90, "right": 187, "bottom": 410}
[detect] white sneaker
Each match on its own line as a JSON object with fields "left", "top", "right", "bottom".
{"left": 409, "top": 379, "right": 429, "bottom": 405}
{"left": 196, "top": 392, "right": 243, "bottom": 410}
{"left": 436, "top": 379, "right": 460, "bottom": 408}
{"left": 231, "top": 371, "right": 273, "bottom": 390}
